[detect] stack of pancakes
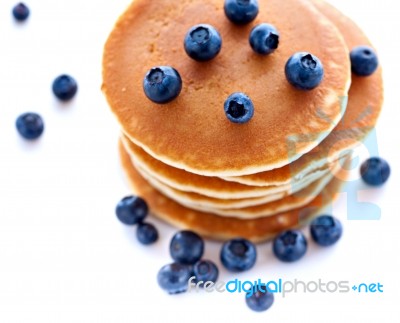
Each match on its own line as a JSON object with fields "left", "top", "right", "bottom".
{"left": 102, "top": 0, "right": 383, "bottom": 242}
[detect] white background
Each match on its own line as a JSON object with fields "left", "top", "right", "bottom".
{"left": 1, "top": 0, "right": 399, "bottom": 322}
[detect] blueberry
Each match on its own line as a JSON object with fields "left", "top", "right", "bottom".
{"left": 273, "top": 230, "right": 307, "bottom": 262}
{"left": 224, "top": 0, "right": 259, "bottom": 25}
{"left": 136, "top": 222, "right": 158, "bottom": 245}
{"left": 170, "top": 231, "right": 204, "bottom": 265}
{"left": 16, "top": 112, "right": 44, "bottom": 140}
{"left": 360, "top": 157, "right": 391, "bottom": 186}
{"left": 220, "top": 238, "right": 257, "bottom": 272}
{"left": 246, "top": 286, "right": 274, "bottom": 312}
{"left": 193, "top": 260, "right": 219, "bottom": 285}
{"left": 310, "top": 215, "right": 342, "bottom": 247}
{"left": 52, "top": 74, "right": 78, "bottom": 101}
{"left": 157, "top": 263, "right": 192, "bottom": 294}
{"left": 115, "top": 196, "right": 148, "bottom": 225}
{"left": 143, "top": 66, "right": 182, "bottom": 104}
{"left": 350, "top": 46, "right": 379, "bottom": 77}
{"left": 12, "top": 3, "right": 30, "bottom": 21}
{"left": 249, "top": 23, "right": 279, "bottom": 55}
{"left": 184, "top": 24, "right": 222, "bottom": 61}
{"left": 224, "top": 92, "right": 254, "bottom": 124}
{"left": 285, "top": 52, "right": 324, "bottom": 90}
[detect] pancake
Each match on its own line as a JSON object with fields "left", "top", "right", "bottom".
{"left": 103, "top": 0, "right": 351, "bottom": 177}
{"left": 134, "top": 160, "right": 340, "bottom": 218}
{"left": 222, "top": 0, "right": 383, "bottom": 186}
{"left": 121, "top": 134, "right": 343, "bottom": 199}
{"left": 119, "top": 141, "right": 348, "bottom": 242}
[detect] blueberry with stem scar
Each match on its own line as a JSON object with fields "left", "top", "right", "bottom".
{"left": 143, "top": 66, "right": 182, "bottom": 103}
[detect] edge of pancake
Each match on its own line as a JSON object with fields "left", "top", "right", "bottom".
{"left": 132, "top": 155, "right": 341, "bottom": 218}
{"left": 119, "top": 140, "right": 349, "bottom": 242}
{"left": 121, "top": 134, "right": 338, "bottom": 199}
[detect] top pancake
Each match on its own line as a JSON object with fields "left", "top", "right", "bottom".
{"left": 103, "top": 0, "right": 351, "bottom": 176}
{"left": 222, "top": 0, "right": 384, "bottom": 186}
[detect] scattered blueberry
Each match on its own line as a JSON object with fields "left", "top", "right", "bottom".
{"left": 157, "top": 263, "right": 192, "bottom": 294}
{"left": 224, "top": 92, "right": 254, "bottom": 124}
{"left": 143, "top": 66, "right": 182, "bottom": 104}
{"left": 184, "top": 24, "right": 222, "bottom": 61}
{"left": 350, "top": 45, "right": 379, "bottom": 77}
{"left": 12, "top": 3, "right": 30, "bottom": 21}
{"left": 360, "top": 157, "right": 391, "bottom": 186}
{"left": 193, "top": 260, "right": 219, "bottom": 285}
{"left": 52, "top": 74, "right": 78, "bottom": 101}
{"left": 170, "top": 231, "right": 204, "bottom": 265}
{"left": 136, "top": 222, "right": 158, "bottom": 245}
{"left": 273, "top": 230, "right": 307, "bottom": 262}
{"left": 115, "top": 196, "right": 148, "bottom": 225}
{"left": 249, "top": 23, "right": 279, "bottom": 55}
{"left": 224, "top": 0, "right": 259, "bottom": 25}
{"left": 246, "top": 286, "right": 274, "bottom": 312}
{"left": 16, "top": 112, "right": 44, "bottom": 140}
{"left": 220, "top": 238, "right": 257, "bottom": 272}
{"left": 310, "top": 215, "right": 343, "bottom": 247}
{"left": 285, "top": 52, "right": 324, "bottom": 90}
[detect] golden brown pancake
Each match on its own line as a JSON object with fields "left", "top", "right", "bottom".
{"left": 223, "top": 0, "right": 383, "bottom": 186}
{"left": 121, "top": 134, "right": 341, "bottom": 199}
{"left": 114, "top": 0, "right": 382, "bottom": 242}
{"left": 103, "top": 0, "right": 350, "bottom": 177}
{"left": 119, "top": 141, "right": 347, "bottom": 242}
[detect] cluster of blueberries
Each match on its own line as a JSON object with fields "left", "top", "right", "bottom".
{"left": 115, "top": 193, "right": 343, "bottom": 312}
{"left": 12, "top": 3, "right": 78, "bottom": 141}
{"left": 142, "top": 0, "right": 325, "bottom": 125}
{"left": 142, "top": 0, "right": 379, "bottom": 126}
{"left": 115, "top": 150, "right": 390, "bottom": 313}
